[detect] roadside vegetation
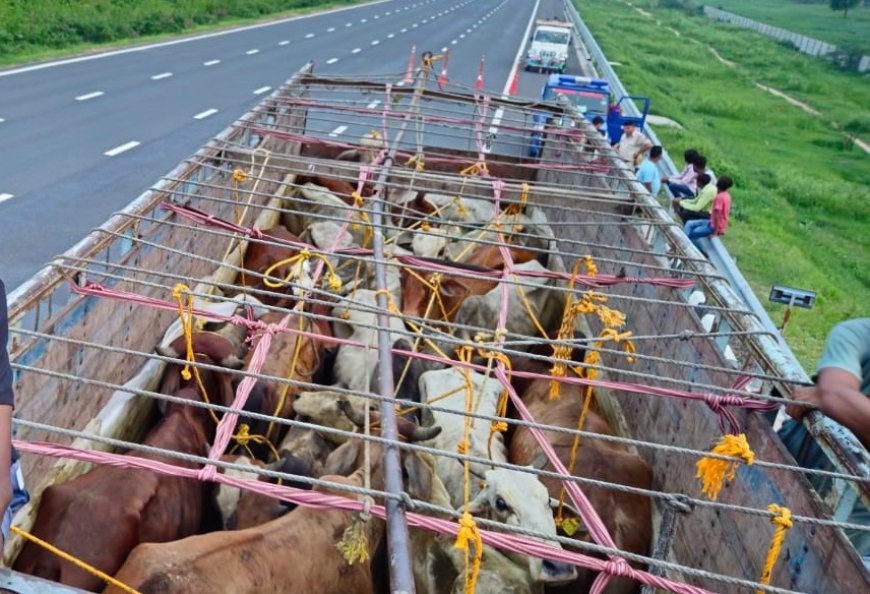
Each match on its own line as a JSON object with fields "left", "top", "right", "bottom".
{"left": 709, "top": 0, "right": 870, "bottom": 54}
{"left": 0, "top": 0, "right": 364, "bottom": 67}
{"left": 574, "top": 0, "right": 869, "bottom": 367}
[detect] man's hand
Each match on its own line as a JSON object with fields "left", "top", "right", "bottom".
{"left": 662, "top": 175, "right": 670, "bottom": 183}
{"left": 786, "top": 385, "right": 821, "bottom": 422}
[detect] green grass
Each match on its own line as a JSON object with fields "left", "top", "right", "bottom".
{"left": 710, "top": 0, "right": 870, "bottom": 54}
{"left": 574, "top": 0, "right": 870, "bottom": 367}
{"left": 0, "top": 0, "right": 368, "bottom": 68}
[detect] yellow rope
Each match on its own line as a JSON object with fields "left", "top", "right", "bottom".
{"left": 755, "top": 505, "right": 793, "bottom": 593}
{"left": 172, "top": 284, "right": 221, "bottom": 426}
{"left": 454, "top": 344, "right": 483, "bottom": 594}
{"left": 229, "top": 423, "right": 284, "bottom": 473}
{"left": 10, "top": 526, "right": 142, "bottom": 594}
{"left": 696, "top": 433, "right": 756, "bottom": 501}
{"left": 262, "top": 248, "right": 342, "bottom": 292}
{"left": 351, "top": 192, "right": 373, "bottom": 248}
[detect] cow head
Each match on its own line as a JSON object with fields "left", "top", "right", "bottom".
{"left": 463, "top": 466, "right": 578, "bottom": 585}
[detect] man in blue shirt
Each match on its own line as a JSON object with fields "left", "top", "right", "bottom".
{"left": 780, "top": 318, "right": 870, "bottom": 565}
{"left": 636, "top": 145, "right": 663, "bottom": 196}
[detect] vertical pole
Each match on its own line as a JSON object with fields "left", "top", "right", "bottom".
{"left": 365, "top": 66, "right": 433, "bottom": 594}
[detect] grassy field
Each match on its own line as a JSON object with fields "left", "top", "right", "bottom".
{"left": 710, "top": 0, "right": 870, "bottom": 54}
{"left": 0, "top": 0, "right": 367, "bottom": 68}
{"left": 573, "top": 0, "right": 870, "bottom": 368}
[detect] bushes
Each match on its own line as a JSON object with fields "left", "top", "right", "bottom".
{"left": 0, "top": 0, "right": 357, "bottom": 55}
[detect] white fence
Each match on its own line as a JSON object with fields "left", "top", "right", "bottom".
{"left": 704, "top": 6, "right": 870, "bottom": 73}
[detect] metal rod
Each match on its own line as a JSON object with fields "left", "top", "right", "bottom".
{"left": 366, "top": 70, "right": 434, "bottom": 594}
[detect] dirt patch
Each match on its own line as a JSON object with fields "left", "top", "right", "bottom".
{"left": 647, "top": 115, "right": 683, "bottom": 129}
{"left": 635, "top": 7, "right": 654, "bottom": 18}
{"left": 708, "top": 47, "right": 736, "bottom": 67}
{"left": 754, "top": 83, "right": 821, "bottom": 116}
{"left": 851, "top": 136, "right": 870, "bottom": 156}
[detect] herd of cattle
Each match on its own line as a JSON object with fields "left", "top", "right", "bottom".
{"left": 14, "top": 170, "right": 654, "bottom": 594}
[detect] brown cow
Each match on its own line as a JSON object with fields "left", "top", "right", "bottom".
{"left": 241, "top": 225, "right": 304, "bottom": 306}
{"left": 233, "top": 309, "right": 333, "bottom": 456}
{"left": 509, "top": 375, "right": 653, "bottom": 594}
{"left": 15, "top": 347, "right": 238, "bottom": 592}
{"left": 106, "top": 414, "right": 440, "bottom": 594}
{"left": 401, "top": 244, "right": 540, "bottom": 324}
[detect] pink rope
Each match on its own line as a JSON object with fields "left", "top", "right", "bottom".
{"left": 15, "top": 439, "right": 715, "bottom": 594}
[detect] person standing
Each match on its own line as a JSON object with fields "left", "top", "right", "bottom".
{"left": 0, "top": 279, "right": 29, "bottom": 556}
{"left": 636, "top": 145, "right": 663, "bottom": 196}
{"left": 683, "top": 175, "right": 732, "bottom": 251}
{"left": 662, "top": 148, "right": 699, "bottom": 198}
{"left": 613, "top": 121, "right": 652, "bottom": 167}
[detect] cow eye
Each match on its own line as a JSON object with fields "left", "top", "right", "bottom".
{"left": 495, "top": 496, "right": 510, "bottom": 513}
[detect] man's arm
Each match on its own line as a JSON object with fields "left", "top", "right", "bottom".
{"left": 787, "top": 369, "right": 870, "bottom": 448}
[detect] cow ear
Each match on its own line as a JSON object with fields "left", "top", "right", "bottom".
{"left": 529, "top": 452, "right": 549, "bottom": 472}
{"left": 403, "top": 454, "right": 432, "bottom": 502}
{"left": 323, "top": 441, "right": 360, "bottom": 477}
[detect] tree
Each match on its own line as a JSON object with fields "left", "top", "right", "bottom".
{"left": 830, "top": 0, "right": 862, "bottom": 18}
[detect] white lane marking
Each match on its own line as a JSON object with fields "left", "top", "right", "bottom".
{"left": 387, "top": 33, "right": 395, "bottom": 38}
{"left": 203, "top": 59, "right": 221, "bottom": 65}
{"left": 253, "top": 86, "right": 272, "bottom": 95}
{"left": 193, "top": 108, "right": 219, "bottom": 120}
{"left": 396, "top": 80, "right": 406, "bottom": 87}
{"left": 328, "top": 27, "right": 336, "bottom": 32}
{"left": 441, "top": 47, "right": 448, "bottom": 52}
{"left": 466, "top": 28, "right": 472, "bottom": 33}
{"left": 361, "top": 18, "right": 367, "bottom": 22}
{"left": 422, "top": 18, "right": 428, "bottom": 23}
{"left": 150, "top": 72, "right": 172, "bottom": 80}
{"left": 104, "top": 141, "right": 140, "bottom": 156}
{"left": 346, "top": 22, "right": 353, "bottom": 26}
{"left": 371, "top": 40, "right": 380, "bottom": 45}
{"left": 352, "top": 47, "right": 362, "bottom": 54}
{"left": 367, "top": 100, "right": 381, "bottom": 109}
{"left": 412, "top": 23, "right": 418, "bottom": 28}
{"left": 485, "top": 0, "right": 541, "bottom": 155}
{"left": 0, "top": 0, "right": 394, "bottom": 79}
{"left": 75, "top": 91, "right": 104, "bottom": 101}
{"left": 401, "top": 28, "right": 408, "bottom": 33}
{"left": 0, "top": 118, "right": 5, "bottom": 123}
{"left": 326, "top": 57, "right": 339, "bottom": 64}
{"left": 305, "top": 33, "right": 315, "bottom": 38}
{"left": 246, "top": 49, "right": 259, "bottom": 55}
{"left": 329, "top": 125, "right": 348, "bottom": 137}
{"left": 459, "top": 33, "right": 465, "bottom": 38}
{"left": 0, "top": 193, "right": 13, "bottom": 204}
{"left": 279, "top": 40, "right": 290, "bottom": 46}
{"left": 386, "top": 10, "right": 391, "bottom": 15}
{"left": 374, "top": 14, "right": 380, "bottom": 19}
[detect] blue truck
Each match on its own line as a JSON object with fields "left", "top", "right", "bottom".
{"left": 529, "top": 74, "right": 651, "bottom": 157}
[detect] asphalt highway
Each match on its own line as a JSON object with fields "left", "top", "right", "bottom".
{"left": 0, "top": 0, "right": 576, "bottom": 290}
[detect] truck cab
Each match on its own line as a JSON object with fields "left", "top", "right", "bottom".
{"left": 529, "top": 74, "right": 651, "bottom": 157}
{"left": 524, "top": 20, "right": 572, "bottom": 73}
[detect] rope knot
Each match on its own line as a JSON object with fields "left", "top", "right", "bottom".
{"left": 249, "top": 227, "right": 264, "bottom": 240}
{"left": 696, "top": 433, "right": 755, "bottom": 501}
{"left": 197, "top": 464, "right": 218, "bottom": 482}
{"left": 454, "top": 511, "right": 484, "bottom": 594}
{"left": 457, "top": 440, "right": 470, "bottom": 455}
{"left": 768, "top": 504, "right": 792, "bottom": 530}
{"left": 234, "top": 423, "right": 252, "bottom": 446}
{"left": 756, "top": 504, "right": 793, "bottom": 593}
{"left": 232, "top": 169, "right": 247, "bottom": 182}
{"left": 602, "top": 557, "right": 633, "bottom": 579}
{"left": 490, "top": 421, "right": 508, "bottom": 433}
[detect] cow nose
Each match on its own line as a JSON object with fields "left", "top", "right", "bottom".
{"left": 541, "top": 559, "right": 578, "bottom": 582}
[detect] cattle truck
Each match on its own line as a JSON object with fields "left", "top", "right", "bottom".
{"left": 524, "top": 19, "right": 572, "bottom": 73}
{"left": 3, "top": 62, "right": 868, "bottom": 593}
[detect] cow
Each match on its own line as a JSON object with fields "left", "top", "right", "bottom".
{"left": 105, "top": 411, "right": 439, "bottom": 594}
{"left": 214, "top": 451, "right": 313, "bottom": 531}
{"left": 509, "top": 374, "right": 653, "bottom": 594}
{"left": 240, "top": 225, "right": 304, "bottom": 307}
{"left": 15, "top": 345, "right": 239, "bottom": 591}
{"left": 422, "top": 192, "right": 496, "bottom": 225}
{"left": 232, "top": 309, "right": 333, "bottom": 455}
{"left": 454, "top": 260, "right": 564, "bottom": 347}
{"left": 417, "top": 366, "right": 579, "bottom": 593}
{"left": 331, "top": 290, "right": 407, "bottom": 408}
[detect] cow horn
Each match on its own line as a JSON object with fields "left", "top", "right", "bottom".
{"left": 155, "top": 344, "right": 181, "bottom": 359}
{"left": 407, "top": 423, "right": 441, "bottom": 442}
{"left": 529, "top": 452, "right": 550, "bottom": 471}
{"left": 220, "top": 354, "right": 245, "bottom": 370}
{"left": 337, "top": 399, "right": 365, "bottom": 427}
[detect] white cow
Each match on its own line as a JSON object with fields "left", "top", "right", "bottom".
{"left": 331, "top": 290, "right": 407, "bottom": 408}
{"left": 422, "top": 192, "right": 496, "bottom": 225}
{"left": 418, "top": 367, "right": 578, "bottom": 592}
{"left": 453, "top": 260, "right": 563, "bottom": 346}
